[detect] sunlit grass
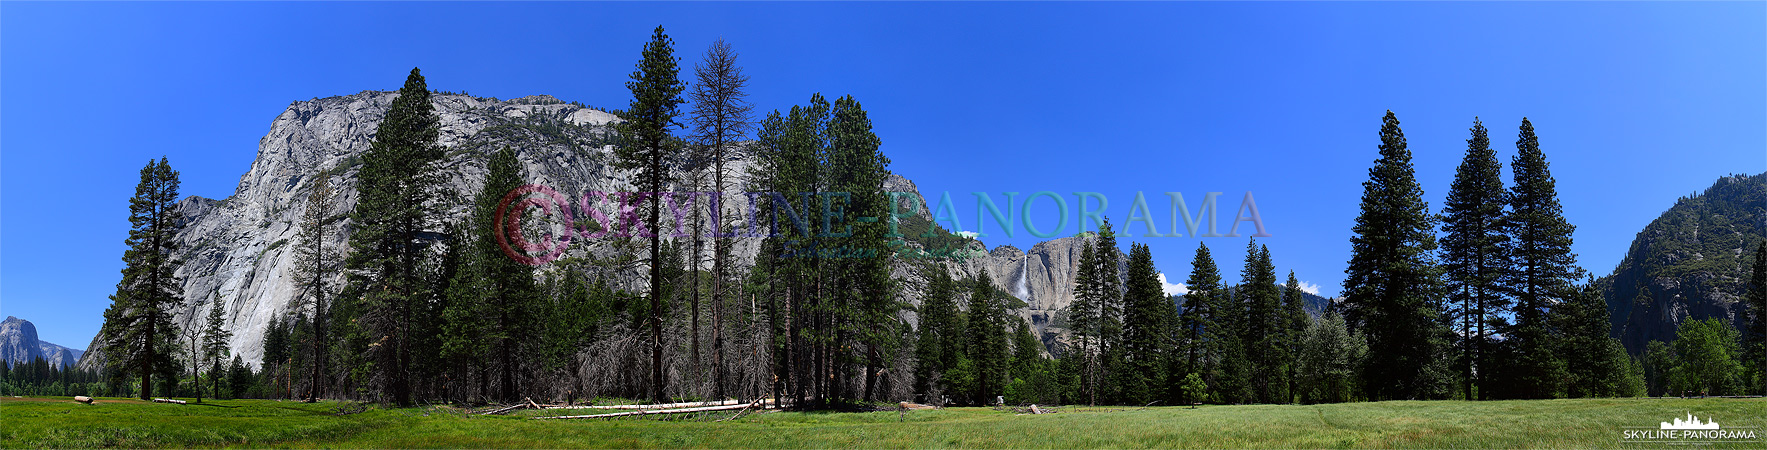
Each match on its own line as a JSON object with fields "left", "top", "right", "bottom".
{"left": 2, "top": 396, "right": 1762, "bottom": 448}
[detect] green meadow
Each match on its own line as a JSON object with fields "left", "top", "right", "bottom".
{"left": 2, "top": 396, "right": 1762, "bottom": 448}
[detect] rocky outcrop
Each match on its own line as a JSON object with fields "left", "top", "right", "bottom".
{"left": 2, "top": 316, "right": 84, "bottom": 368}
{"left": 1602, "top": 173, "right": 1765, "bottom": 353}
{"left": 72, "top": 90, "right": 1136, "bottom": 370}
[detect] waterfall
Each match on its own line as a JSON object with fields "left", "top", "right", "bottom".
{"left": 1013, "top": 263, "right": 1030, "bottom": 301}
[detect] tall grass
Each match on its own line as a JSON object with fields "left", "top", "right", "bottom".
{"left": 3, "top": 396, "right": 1761, "bottom": 448}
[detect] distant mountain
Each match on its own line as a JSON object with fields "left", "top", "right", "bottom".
{"left": 0, "top": 316, "right": 85, "bottom": 368}
{"left": 1601, "top": 173, "right": 1765, "bottom": 354}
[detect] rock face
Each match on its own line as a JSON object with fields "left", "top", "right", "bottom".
{"left": 72, "top": 90, "right": 1131, "bottom": 370}
{"left": 1603, "top": 173, "right": 1765, "bottom": 354}
{"left": 1, "top": 316, "right": 84, "bottom": 368}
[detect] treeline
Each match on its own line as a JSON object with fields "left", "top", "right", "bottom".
{"left": 90, "top": 27, "right": 1764, "bottom": 407}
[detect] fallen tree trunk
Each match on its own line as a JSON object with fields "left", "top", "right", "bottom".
{"left": 73, "top": 396, "right": 93, "bottom": 404}
{"left": 535, "top": 401, "right": 761, "bottom": 420}
{"left": 152, "top": 398, "right": 187, "bottom": 405}
{"left": 544, "top": 398, "right": 749, "bottom": 410}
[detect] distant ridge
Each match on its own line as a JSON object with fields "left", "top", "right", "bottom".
{"left": 0, "top": 316, "right": 85, "bottom": 368}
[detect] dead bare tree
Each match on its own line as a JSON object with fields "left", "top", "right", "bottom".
{"left": 688, "top": 37, "right": 754, "bottom": 401}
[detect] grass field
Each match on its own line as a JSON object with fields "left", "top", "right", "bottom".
{"left": 2, "top": 396, "right": 1763, "bottom": 448}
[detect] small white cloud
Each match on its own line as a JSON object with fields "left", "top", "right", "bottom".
{"left": 952, "top": 231, "right": 979, "bottom": 239}
{"left": 1298, "top": 281, "right": 1321, "bottom": 296}
{"left": 1157, "top": 273, "right": 1190, "bottom": 296}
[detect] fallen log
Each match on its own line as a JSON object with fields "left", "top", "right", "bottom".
{"left": 1031, "top": 404, "right": 1045, "bottom": 415}
{"left": 73, "top": 396, "right": 93, "bottom": 404}
{"left": 152, "top": 398, "right": 187, "bottom": 405}
{"left": 545, "top": 398, "right": 747, "bottom": 410}
{"left": 898, "top": 401, "right": 937, "bottom": 410}
{"left": 535, "top": 401, "right": 761, "bottom": 420}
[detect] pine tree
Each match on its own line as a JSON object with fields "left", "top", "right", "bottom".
{"left": 1178, "top": 243, "right": 1223, "bottom": 404}
{"left": 1281, "top": 270, "right": 1308, "bottom": 403}
{"left": 914, "top": 267, "right": 961, "bottom": 402}
{"left": 1066, "top": 238, "right": 1102, "bottom": 404}
{"left": 1120, "top": 243, "right": 1172, "bottom": 405}
{"left": 752, "top": 94, "right": 830, "bottom": 407}
{"left": 342, "top": 68, "right": 443, "bottom": 405}
{"left": 966, "top": 269, "right": 1009, "bottom": 405}
{"left": 97, "top": 157, "right": 185, "bottom": 400}
{"left": 292, "top": 173, "right": 335, "bottom": 402}
{"left": 614, "top": 25, "right": 687, "bottom": 403}
{"left": 688, "top": 37, "right": 754, "bottom": 401}
{"left": 1341, "top": 111, "right": 1449, "bottom": 400}
{"left": 1091, "top": 220, "right": 1124, "bottom": 402}
{"left": 1439, "top": 118, "right": 1510, "bottom": 400}
{"left": 451, "top": 146, "right": 539, "bottom": 402}
{"left": 1498, "top": 118, "right": 1579, "bottom": 399}
{"left": 1239, "top": 240, "right": 1285, "bottom": 403}
{"left": 1556, "top": 280, "right": 1628, "bottom": 397}
{"left": 202, "top": 297, "right": 231, "bottom": 400}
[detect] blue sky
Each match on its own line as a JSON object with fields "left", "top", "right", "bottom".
{"left": 3, "top": 2, "right": 1762, "bottom": 349}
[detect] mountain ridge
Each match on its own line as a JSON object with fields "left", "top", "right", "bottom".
{"left": 1, "top": 316, "right": 85, "bottom": 368}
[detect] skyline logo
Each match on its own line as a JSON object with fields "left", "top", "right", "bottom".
{"left": 1661, "top": 414, "right": 1721, "bottom": 430}
{"left": 1621, "top": 413, "right": 1759, "bottom": 445}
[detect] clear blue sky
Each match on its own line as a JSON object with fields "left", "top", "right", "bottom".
{"left": 3, "top": 2, "right": 1762, "bottom": 349}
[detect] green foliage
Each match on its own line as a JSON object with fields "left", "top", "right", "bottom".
{"left": 1296, "top": 311, "right": 1365, "bottom": 404}
{"left": 98, "top": 157, "right": 185, "bottom": 400}
{"left": 1556, "top": 282, "right": 1636, "bottom": 397}
{"left": 1238, "top": 240, "right": 1288, "bottom": 403}
{"left": 964, "top": 269, "right": 1010, "bottom": 405}
{"left": 1439, "top": 118, "right": 1511, "bottom": 400}
{"left": 1340, "top": 111, "right": 1451, "bottom": 401}
{"left": 1180, "top": 372, "right": 1209, "bottom": 406}
{"left": 342, "top": 68, "right": 445, "bottom": 406}
{"left": 914, "top": 267, "right": 963, "bottom": 402}
{"left": 1120, "top": 243, "right": 1174, "bottom": 405}
{"left": 1671, "top": 317, "right": 1745, "bottom": 395}
{"left": 1495, "top": 118, "right": 1581, "bottom": 400}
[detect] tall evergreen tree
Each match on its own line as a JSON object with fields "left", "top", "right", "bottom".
{"left": 1239, "top": 240, "right": 1285, "bottom": 403}
{"left": 825, "top": 95, "right": 898, "bottom": 401}
{"left": 97, "top": 157, "right": 185, "bottom": 400}
{"left": 1280, "top": 270, "right": 1308, "bottom": 403}
{"left": 752, "top": 94, "right": 830, "bottom": 407}
{"left": 292, "top": 173, "right": 336, "bottom": 402}
{"left": 202, "top": 298, "right": 231, "bottom": 400}
{"left": 1746, "top": 241, "right": 1767, "bottom": 395}
{"left": 1178, "top": 243, "right": 1223, "bottom": 403}
{"left": 914, "top": 267, "right": 962, "bottom": 402}
{"left": 1556, "top": 280, "right": 1632, "bottom": 397}
{"left": 342, "top": 68, "right": 444, "bottom": 405}
{"left": 1439, "top": 118, "right": 1510, "bottom": 400}
{"left": 1092, "top": 221, "right": 1124, "bottom": 402}
{"left": 965, "top": 269, "right": 1009, "bottom": 405}
{"left": 1341, "top": 111, "right": 1450, "bottom": 400}
{"left": 615, "top": 26, "right": 687, "bottom": 402}
{"left": 450, "top": 146, "right": 538, "bottom": 402}
{"left": 688, "top": 37, "right": 754, "bottom": 401}
{"left": 1066, "top": 239, "right": 1102, "bottom": 404}
{"left": 1497, "top": 118, "right": 1579, "bottom": 399}
{"left": 1120, "top": 243, "right": 1172, "bottom": 404}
